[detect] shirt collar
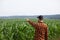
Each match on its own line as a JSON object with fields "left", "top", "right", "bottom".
{"left": 38, "top": 21, "right": 43, "bottom": 23}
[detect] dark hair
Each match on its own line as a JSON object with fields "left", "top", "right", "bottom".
{"left": 37, "top": 15, "right": 43, "bottom": 20}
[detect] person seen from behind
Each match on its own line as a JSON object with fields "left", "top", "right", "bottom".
{"left": 26, "top": 15, "right": 48, "bottom": 40}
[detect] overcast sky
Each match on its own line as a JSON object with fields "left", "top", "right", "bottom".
{"left": 0, "top": 0, "right": 60, "bottom": 16}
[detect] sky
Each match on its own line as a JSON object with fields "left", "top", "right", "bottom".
{"left": 0, "top": 0, "right": 60, "bottom": 16}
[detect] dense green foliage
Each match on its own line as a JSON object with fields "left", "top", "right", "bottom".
{"left": 0, "top": 19, "right": 60, "bottom": 40}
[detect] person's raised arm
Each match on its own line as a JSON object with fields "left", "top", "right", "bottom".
{"left": 26, "top": 18, "right": 39, "bottom": 28}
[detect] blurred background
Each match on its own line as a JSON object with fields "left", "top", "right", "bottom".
{"left": 0, "top": 0, "right": 60, "bottom": 40}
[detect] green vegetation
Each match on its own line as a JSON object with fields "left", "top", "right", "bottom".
{"left": 0, "top": 19, "right": 60, "bottom": 40}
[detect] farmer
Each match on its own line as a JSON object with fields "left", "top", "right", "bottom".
{"left": 26, "top": 15, "right": 48, "bottom": 40}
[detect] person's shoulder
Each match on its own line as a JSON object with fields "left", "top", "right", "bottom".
{"left": 43, "top": 23, "right": 48, "bottom": 28}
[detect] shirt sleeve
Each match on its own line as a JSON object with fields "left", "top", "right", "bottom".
{"left": 27, "top": 20, "right": 39, "bottom": 28}
{"left": 45, "top": 27, "right": 48, "bottom": 40}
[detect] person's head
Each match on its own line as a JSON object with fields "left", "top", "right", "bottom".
{"left": 37, "top": 15, "right": 43, "bottom": 22}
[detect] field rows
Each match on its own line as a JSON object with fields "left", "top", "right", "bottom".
{"left": 0, "top": 19, "right": 60, "bottom": 40}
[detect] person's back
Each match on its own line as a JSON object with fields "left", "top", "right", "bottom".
{"left": 34, "top": 22, "right": 48, "bottom": 40}
{"left": 26, "top": 15, "right": 48, "bottom": 40}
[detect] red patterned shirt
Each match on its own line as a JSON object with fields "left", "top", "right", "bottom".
{"left": 28, "top": 20, "right": 48, "bottom": 40}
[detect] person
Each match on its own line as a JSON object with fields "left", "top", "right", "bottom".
{"left": 26, "top": 15, "right": 48, "bottom": 40}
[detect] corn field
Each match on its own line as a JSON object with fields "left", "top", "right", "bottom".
{"left": 0, "top": 19, "right": 60, "bottom": 40}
